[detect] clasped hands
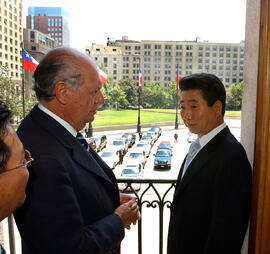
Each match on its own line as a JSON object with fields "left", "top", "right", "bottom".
{"left": 114, "top": 193, "right": 141, "bottom": 230}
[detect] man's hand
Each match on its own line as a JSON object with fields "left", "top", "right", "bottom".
{"left": 120, "top": 193, "right": 137, "bottom": 205}
{"left": 115, "top": 199, "right": 140, "bottom": 229}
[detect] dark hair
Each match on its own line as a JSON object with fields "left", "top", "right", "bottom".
{"left": 179, "top": 73, "right": 226, "bottom": 115}
{"left": 33, "top": 47, "right": 85, "bottom": 101}
{"left": 0, "top": 103, "right": 11, "bottom": 173}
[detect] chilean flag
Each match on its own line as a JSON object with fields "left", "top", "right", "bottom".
{"left": 22, "top": 49, "right": 38, "bottom": 73}
{"left": 139, "top": 67, "right": 142, "bottom": 93}
{"left": 98, "top": 67, "right": 107, "bottom": 85}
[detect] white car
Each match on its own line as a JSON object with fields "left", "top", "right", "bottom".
{"left": 146, "top": 131, "right": 158, "bottom": 142}
{"left": 110, "top": 138, "right": 128, "bottom": 153}
{"left": 118, "top": 166, "right": 142, "bottom": 192}
{"left": 187, "top": 132, "right": 197, "bottom": 143}
{"left": 100, "top": 149, "right": 119, "bottom": 169}
{"left": 124, "top": 149, "right": 147, "bottom": 168}
{"left": 140, "top": 135, "right": 154, "bottom": 146}
{"left": 134, "top": 142, "right": 152, "bottom": 157}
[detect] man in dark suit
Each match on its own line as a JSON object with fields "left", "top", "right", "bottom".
{"left": 167, "top": 73, "right": 252, "bottom": 254}
{"left": 15, "top": 48, "right": 139, "bottom": 254}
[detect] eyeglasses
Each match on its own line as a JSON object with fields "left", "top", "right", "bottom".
{"left": 2, "top": 150, "right": 34, "bottom": 174}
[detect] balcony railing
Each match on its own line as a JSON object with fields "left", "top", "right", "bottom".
{"left": 5, "top": 178, "right": 176, "bottom": 254}
{"left": 117, "top": 178, "right": 177, "bottom": 254}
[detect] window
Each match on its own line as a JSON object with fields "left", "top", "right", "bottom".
{"left": 144, "top": 44, "right": 151, "bottom": 49}
{"left": 165, "top": 45, "right": 171, "bottom": 50}
{"left": 155, "top": 45, "right": 161, "bottom": 49}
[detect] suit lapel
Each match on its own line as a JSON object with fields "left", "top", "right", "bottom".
{"left": 29, "top": 105, "right": 114, "bottom": 184}
{"left": 173, "top": 127, "right": 231, "bottom": 200}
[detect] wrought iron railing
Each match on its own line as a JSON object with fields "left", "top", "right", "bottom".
{"left": 117, "top": 178, "right": 177, "bottom": 254}
{"left": 5, "top": 179, "right": 176, "bottom": 254}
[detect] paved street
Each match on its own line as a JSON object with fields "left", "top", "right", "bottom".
{"left": 2, "top": 119, "right": 241, "bottom": 254}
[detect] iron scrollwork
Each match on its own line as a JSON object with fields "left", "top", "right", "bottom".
{"left": 117, "top": 178, "right": 177, "bottom": 254}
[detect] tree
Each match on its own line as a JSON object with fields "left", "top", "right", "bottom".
{"left": 0, "top": 66, "right": 21, "bottom": 119}
{"left": 226, "top": 81, "right": 243, "bottom": 110}
{"left": 108, "top": 84, "right": 128, "bottom": 109}
{"left": 141, "top": 81, "right": 168, "bottom": 108}
{"left": 167, "top": 82, "right": 179, "bottom": 109}
{"left": 118, "top": 79, "right": 138, "bottom": 106}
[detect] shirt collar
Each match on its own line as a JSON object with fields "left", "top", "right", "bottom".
{"left": 38, "top": 103, "right": 77, "bottom": 137}
{"left": 198, "top": 122, "right": 227, "bottom": 149}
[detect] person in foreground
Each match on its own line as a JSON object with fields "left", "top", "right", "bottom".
{"left": 15, "top": 47, "right": 140, "bottom": 254}
{"left": 0, "top": 103, "right": 30, "bottom": 253}
{"left": 167, "top": 73, "right": 252, "bottom": 254}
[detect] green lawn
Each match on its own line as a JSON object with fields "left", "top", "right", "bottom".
{"left": 92, "top": 110, "right": 176, "bottom": 127}
{"left": 92, "top": 109, "right": 241, "bottom": 127}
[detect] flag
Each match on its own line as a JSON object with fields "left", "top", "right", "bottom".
{"left": 98, "top": 67, "right": 107, "bottom": 84}
{"left": 139, "top": 67, "right": 142, "bottom": 93}
{"left": 176, "top": 70, "right": 179, "bottom": 93}
{"left": 22, "top": 49, "right": 38, "bottom": 73}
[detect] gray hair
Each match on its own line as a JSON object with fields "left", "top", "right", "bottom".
{"left": 33, "top": 48, "right": 86, "bottom": 101}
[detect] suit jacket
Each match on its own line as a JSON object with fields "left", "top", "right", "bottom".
{"left": 14, "top": 105, "right": 124, "bottom": 254}
{"left": 167, "top": 127, "right": 252, "bottom": 254}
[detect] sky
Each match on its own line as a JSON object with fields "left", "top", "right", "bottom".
{"left": 23, "top": 0, "right": 247, "bottom": 50}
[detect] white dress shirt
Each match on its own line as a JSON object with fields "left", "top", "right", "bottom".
{"left": 38, "top": 103, "right": 77, "bottom": 137}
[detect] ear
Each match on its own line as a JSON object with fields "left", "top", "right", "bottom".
{"left": 213, "top": 100, "right": 223, "bottom": 117}
{"left": 54, "top": 81, "right": 70, "bottom": 105}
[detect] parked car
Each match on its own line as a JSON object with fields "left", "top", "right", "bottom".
{"left": 121, "top": 133, "right": 136, "bottom": 148}
{"left": 140, "top": 135, "right": 154, "bottom": 146}
{"left": 110, "top": 138, "right": 129, "bottom": 153}
{"left": 134, "top": 142, "right": 152, "bottom": 157}
{"left": 187, "top": 132, "right": 197, "bottom": 143}
{"left": 154, "top": 148, "right": 172, "bottom": 169}
{"left": 149, "top": 127, "right": 162, "bottom": 137}
{"left": 90, "top": 135, "right": 107, "bottom": 152}
{"left": 118, "top": 166, "right": 142, "bottom": 192}
{"left": 124, "top": 149, "right": 147, "bottom": 168}
{"left": 158, "top": 141, "right": 173, "bottom": 155}
{"left": 146, "top": 131, "right": 158, "bottom": 142}
{"left": 100, "top": 149, "right": 119, "bottom": 169}
{"left": 86, "top": 138, "right": 97, "bottom": 151}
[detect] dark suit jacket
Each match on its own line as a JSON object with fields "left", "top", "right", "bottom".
{"left": 167, "top": 127, "right": 252, "bottom": 254}
{"left": 14, "top": 105, "right": 124, "bottom": 254}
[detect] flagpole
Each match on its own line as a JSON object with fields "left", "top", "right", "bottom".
{"left": 175, "top": 64, "right": 179, "bottom": 129}
{"left": 137, "top": 57, "right": 141, "bottom": 133}
{"left": 21, "top": 43, "right": 25, "bottom": 118}
{"left": 22, "top": 71, "right": 25, "bottom": 118}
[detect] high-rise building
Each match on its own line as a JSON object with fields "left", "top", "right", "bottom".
{"left": 23, "top": 28, "right": 57, "bottom": 94}
{"left": 0, "top": 0, "right": 23, "bottom": 80}
{"left": 86, "top": 36, "right": 244, "bottom": 90}
{"left": 26, "top": 6, "right": 69, "bottom": 46}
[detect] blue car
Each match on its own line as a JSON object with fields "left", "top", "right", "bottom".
{"left": 154, "top": 148, "right": 171, "bottom": 169}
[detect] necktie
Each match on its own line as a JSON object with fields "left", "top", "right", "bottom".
{"left": 181, "top": 138, "right": 201, "bottom": 179}
{"left": 76, "top": 132, "right": 90, "bottom": 152}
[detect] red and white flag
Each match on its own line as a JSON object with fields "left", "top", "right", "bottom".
{"left": 22, "top": 49, "right": 38, "bottom": 73}
{"left": 139, "top": 67, "right": 142, "bottom": 93}
{"left": 98, "top": 68, "right": 107, "bottom": 85}
{"left": 176, "top": 70, "right": 179, "bottom": 93}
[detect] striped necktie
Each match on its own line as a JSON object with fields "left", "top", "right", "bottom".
{"left": 181, "top": 138, "right": 201, "bottom": 179}
{"left": 76, "top": 132, "right": 90, "bottom": 152}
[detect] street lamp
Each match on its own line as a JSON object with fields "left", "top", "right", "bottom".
{"left": 175, "top": 64, "right": 179, "bottom": 129}
{"left": 137, "top": 57, "right": 141, "bottom": 133}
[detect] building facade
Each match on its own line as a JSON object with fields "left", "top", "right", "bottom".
{"left": 0, "top": 0, "right": 23, "bottom": 81}
{"left": 86, "top": 36, "right": 244, "bottom": 90}
{"left": 23, "top": 28, "right": 57, "bottom": 93}
{"left": 26, "top": 6, "right": 69, "bottom": 47}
